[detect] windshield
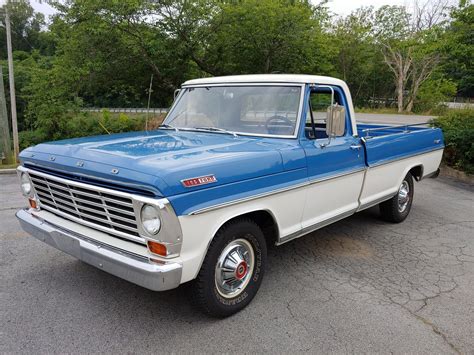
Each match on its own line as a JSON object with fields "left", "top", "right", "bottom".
{"left": 164, "top": 85, "right": 302, "bottom": 137}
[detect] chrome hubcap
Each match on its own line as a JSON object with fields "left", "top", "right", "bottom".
{"left": 398, "top": 180, "right": 410, "bottom": 212}
{"left": 215, "top": 238, "right": 255, "bottom": 298}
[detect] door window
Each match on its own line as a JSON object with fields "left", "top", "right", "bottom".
{"left": 305, "top": 88, "right": 346, "bottom": 140}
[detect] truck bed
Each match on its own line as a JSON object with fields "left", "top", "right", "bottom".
{"left": 356, "top": 123, "right": 444, "bottom": 167}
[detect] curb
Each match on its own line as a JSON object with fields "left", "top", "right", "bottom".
{"left": 439, "top": 165, "right": 473, "bottom": 186}
{"left": 0, "top": 169, "right": 17, "bottom": 175}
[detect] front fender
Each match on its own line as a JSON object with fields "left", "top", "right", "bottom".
{"left": 176, "top": 183, "right": 307, "bottom": 283}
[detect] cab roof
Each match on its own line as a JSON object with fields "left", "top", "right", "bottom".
{"left": 182, "top": 74, "right": 347, "bottom": 87}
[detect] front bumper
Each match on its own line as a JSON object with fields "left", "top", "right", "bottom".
{"left": 16, "top": 209, "right": 182, "bottom": 291}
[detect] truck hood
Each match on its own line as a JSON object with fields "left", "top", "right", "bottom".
{"left": 19, "top": 130, "right": 298, "bottom": 197}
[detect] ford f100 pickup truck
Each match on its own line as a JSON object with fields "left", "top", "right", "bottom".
{"left": 16, "top": 74, "right": 444, "bottom": 317}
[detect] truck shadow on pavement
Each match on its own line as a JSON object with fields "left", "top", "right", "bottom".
{"left": 7, "top": 200, "right": 473, "bottom": 352}
{"left": 35, "top": 207, "right": 382, "bottom": 321}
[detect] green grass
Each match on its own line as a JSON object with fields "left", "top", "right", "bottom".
{"left": 0, "top": 163, "right": 18, "bottom": 169}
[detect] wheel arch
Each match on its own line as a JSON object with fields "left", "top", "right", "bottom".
{"left": 408, "top": 164, "right": 424, "bottom": 181}
{"left": 218, "top": 209, "right": 280, "bottom": 247}
{"left": 395, "top": 163, "right": 424, "bottom": 189}
{"left": 190, "top": 208, "right": 279, "bottom": 280}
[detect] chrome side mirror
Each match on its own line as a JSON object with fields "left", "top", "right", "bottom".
{"left": 326, "top": 104, "right": 345, "bottom": 138}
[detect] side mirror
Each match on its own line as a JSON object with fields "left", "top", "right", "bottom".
{"left": 174, "top": 89, "right": 181, "bottom": 100}
{"left": 326, "top": 104, "right": 345, "bottom": 137}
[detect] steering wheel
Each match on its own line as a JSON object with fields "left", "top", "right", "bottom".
{"left": 265, "top": 115, "right": 294, "bottom": 134}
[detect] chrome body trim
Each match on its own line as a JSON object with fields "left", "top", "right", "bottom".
{"left": 357, "top": 193, "right": 396, "bottom": 211}
{"left": 277, "top": 210, "right": 355, "bottom": 245}
{"left": 17, "top": 166, "right": 183, "bottom": 258}
{"left": 188, "top": 168, "right": 366, "bottom": 215}
{"left": 16, "top": 209, "right": 182, "bottom": 291}
{"left": 189, "top": 144, "right": 441, "bottom": 218}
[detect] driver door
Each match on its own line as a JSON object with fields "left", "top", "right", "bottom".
{"left": 300, "top": 86, "right": 366, "bottom": 230}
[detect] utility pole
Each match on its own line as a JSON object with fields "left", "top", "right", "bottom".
{"left": 0, "top": 66, "right": 13, "bottom": 164}
{"left": 5, "top": 2, "right": 19, "bottom": 162}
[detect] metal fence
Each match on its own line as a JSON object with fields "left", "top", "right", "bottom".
{"left": 442, "top": 102, "right": 474, "bottom": 109}
{"left": 82, "top": 108, "right": 169, "bottom": 114}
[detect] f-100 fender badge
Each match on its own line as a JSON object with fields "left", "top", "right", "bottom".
{"left": 181, "top": 175, "right": 217, "bottom": 188}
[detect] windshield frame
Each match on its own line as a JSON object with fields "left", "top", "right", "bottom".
{"left": 163, "top": 82, "right": 306, "bottom": 139}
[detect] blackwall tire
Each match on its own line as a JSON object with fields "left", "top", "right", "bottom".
{"left": 379, "top": 172, "right": 414, "bottom": 223}
{"left": 192, "top": 218, "right": 267, "bottom": 318}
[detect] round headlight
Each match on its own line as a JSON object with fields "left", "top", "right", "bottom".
{"left": 140, "top": 204, "right": 161, "bottom": 235}
{"left": 20, "top": 173, "right": 32, "bottom": 196}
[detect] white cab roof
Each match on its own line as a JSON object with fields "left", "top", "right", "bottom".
{"left": 183, "top": 74, "right": 347, "bottom": 87}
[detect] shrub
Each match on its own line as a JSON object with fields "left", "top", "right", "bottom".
{"left": 415, "top": 78, "right": 457, "bottom": 114}
{"left": 19, "top": 111, "right": 149, "bottom": 150}
{"left": 434, "top": 109, "right": 474, "bottom": 174}
{"left": 19, "top": 129, "right": 49, "bottom": 150}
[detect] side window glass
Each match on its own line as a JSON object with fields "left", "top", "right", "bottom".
{"left": 305, "top": 89, "right": 345, "bottom": 140}
{"left": 306, "top": 92, "right": 332, "bottom": 127}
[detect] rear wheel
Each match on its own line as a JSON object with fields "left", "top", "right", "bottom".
{"left": 192, "top": 218, "right": 267, "bottom": 317}
{"left": 379, "top": 173, "right": 414, "bottom": 223}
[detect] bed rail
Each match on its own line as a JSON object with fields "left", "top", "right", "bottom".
{"left": 361, "top": 122, "right": 433, "bottom": 138}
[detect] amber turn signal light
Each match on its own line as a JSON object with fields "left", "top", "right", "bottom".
{"left": 147, "top": 241, "right": 167, "bottom": 257}
{"left": 29, "top": 198, "right": 37, "bottom": 209}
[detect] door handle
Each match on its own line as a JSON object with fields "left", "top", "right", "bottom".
{"left": 350, "top": 144, "right": 362, "bottom": 150}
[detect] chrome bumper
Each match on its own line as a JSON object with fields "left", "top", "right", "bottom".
{"left": 16, "top": 209, "right": 182, "bottom": 291}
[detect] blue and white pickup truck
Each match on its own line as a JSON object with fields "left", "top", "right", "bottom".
{"left": 16, "top": 75, "right": 444, "bottom": 317}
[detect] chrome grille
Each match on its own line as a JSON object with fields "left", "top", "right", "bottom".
{"left": 28, "top": 171, "right": 145, "bottom": 244}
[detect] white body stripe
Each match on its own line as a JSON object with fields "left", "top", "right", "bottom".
{"left": 301, "top": 171, "right": 365, "bottom": 229}
{"left": 28, "top": 149, "right": 443, "bottom": 284}
{"left": 358, "top": 149, "right": 443, "bottom": 210}
{"left": 178, "top": 185, "right": 307, "bottom": 282}
{"left": 177, "top": 149, "right": 442, "bottom": 283}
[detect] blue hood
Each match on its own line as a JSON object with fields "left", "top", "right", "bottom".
{"left": 20, "top": 130, "right": 304, "bottom": 197}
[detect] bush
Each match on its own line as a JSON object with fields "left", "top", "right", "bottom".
{"left": 19, "top": 129, "right": 49, "bottom": 150}
{"left": 19, "top": 111, "right": 149, "bottom": 150}
{"left": 415, "top": 78, "right": 457, "bottom": 114}
{"left": 434, "top": 109, "right": 474, "bottom": 174}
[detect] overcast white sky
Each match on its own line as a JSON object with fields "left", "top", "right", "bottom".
{"left": 30, "top": 0, "right": 410, "bottom": 18}
{"left": 324, "top": 0, "right": 408, "bottom": 15}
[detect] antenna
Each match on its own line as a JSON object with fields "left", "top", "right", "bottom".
{"left": 146, "top": 74, "right": 153, "bottom": 131}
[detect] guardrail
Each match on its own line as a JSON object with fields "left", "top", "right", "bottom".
{"left": 81, "top": 108, "right": 169, "bottom": 114}
{"left": 442, "top": 102, "right": 474, "bottom": 109}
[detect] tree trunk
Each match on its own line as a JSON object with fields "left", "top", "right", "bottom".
{"left": 405, "top": 94, "right": 415, "bottom": 112}
{"left": 397, "top": 72, "right": 404, "bottom": 113}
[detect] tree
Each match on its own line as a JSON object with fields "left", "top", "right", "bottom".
{"left": 331, "top": 7, "right": 393, "bottom": 107}
{"left": 154, "top": 0, "right": 332, "bottom": 76}
{"left": 375, "top": 1, "right": 451, "bottom": 112}
{"left": 442, "top": 1, "right": 473, "bottom": 98}
{"left": 0, "top": 0, "right": 54, "bottom": 59}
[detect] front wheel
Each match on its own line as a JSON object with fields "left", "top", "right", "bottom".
{"left": 192, "top": 218, "right": 267, "bottom": 317}
{"left": 379, "top": 172, "right": 414, "bottom": 223}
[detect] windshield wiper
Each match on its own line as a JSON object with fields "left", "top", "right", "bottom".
{"left": 194, "top": 126, "right": 238, "bottom": 137}
{"left": 158, "top": 124, "right": 179, "bottom": 132}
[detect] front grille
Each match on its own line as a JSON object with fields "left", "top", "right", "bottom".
{"left": 24, "top": 163, "right": 156, "bottom": 197}
{"left": 29, "top": 171, "right": 145, "bottom": 244}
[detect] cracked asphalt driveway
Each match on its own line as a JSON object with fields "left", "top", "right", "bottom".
{"left": 1, "top": 173, "right": 473, "bottom": 353}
